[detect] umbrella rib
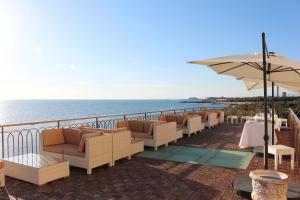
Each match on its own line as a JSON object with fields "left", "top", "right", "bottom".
{"left": 270, "top": 66, "right": 283, "bottom": 72}
{"left": 272, "top": 68, "right": 300, "bottom": 74}
{"left": 248, "top": 82, "right": 259, "bottom": 90}
{"left": 217, "top": 63, "right": 248, "bottom": 74}
{"left": 253, "top": 62, "right": 263, "bottom": 70}
{"left": 291, "top": 67, "right": 300, "bottom": 75}
{"left": 209, "top": 62, "right": 233, "bottom": 66}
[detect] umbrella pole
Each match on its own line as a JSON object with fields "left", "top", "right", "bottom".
{"left": 262, "top": 32, "right": 269, "bottom": 169}
{"left": 272, "top": 82, "right": 275, "bottom": 145}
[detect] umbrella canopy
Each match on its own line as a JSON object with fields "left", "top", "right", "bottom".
{"left": 241, "top": 78, "right": 300, "bottom": 93}
{"left": 188, "top": 53, "right": 300, "bottom": 86}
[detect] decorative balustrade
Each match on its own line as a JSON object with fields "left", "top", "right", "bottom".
{"left": 0, "top": 106, "right": 225, "bottom": 158}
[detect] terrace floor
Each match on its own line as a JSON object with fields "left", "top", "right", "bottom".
{"left": 0, "top": 124, "right": 299, "bottom": 200}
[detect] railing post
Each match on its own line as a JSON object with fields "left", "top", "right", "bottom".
{"left": 57, "top": 121, "right": 60, "bottom": 128}
{"left": 1, "top": 126, "right": 4, "bottom": 158}
{"left": 144, "top": 113, "right": 147, "bottom": 120}
{"left": 160, "top": 111, "right": 163, "bottom": 115}
{"left": 173, "top": 110, "right": 176, "bottom": 115}
{"left": 96, "top": 117, "right": 99, "bottom": 128}
{"left": 124, "top": 115, "right": 126, "bottom": 121}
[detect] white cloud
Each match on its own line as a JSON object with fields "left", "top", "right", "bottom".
{"left": 68, "top": 64, "right": 77, "bottom": 69}
{"left": 33, "top": 45, "right": 41, "bottom": 53}
{"left": 78, "top": 81, "right": 89, "bottom": 86}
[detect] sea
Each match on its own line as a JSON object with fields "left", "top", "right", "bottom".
{"left": 0, "top": 100, "right": 226, "bottom": 125}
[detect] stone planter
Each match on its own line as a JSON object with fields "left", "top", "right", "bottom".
{"left": 249, "top": 170, "right": 288, "bottom": 200}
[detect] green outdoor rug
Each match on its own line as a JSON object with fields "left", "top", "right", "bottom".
{"left": 137, "top": 145, "right": 253, "bottom": 169}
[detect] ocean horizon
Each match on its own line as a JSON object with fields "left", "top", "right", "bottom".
{"left": 0, "top": 99, "right": 226, "bottom": 125}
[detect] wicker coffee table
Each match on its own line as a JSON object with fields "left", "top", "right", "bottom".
{"left": 3, "top": 153, "right": 69, "bottom": 186}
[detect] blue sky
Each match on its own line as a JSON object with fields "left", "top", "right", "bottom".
{"left": 0, "top": 0, "right": 300, "bottom": 99}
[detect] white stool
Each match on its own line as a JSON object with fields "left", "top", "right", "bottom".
{"left": 227, "top": 115, "right": 238, "bottom": 124}
{"left": 240, "top": 116, "right": 253, "bottom": 123}
{"left": 267, "top": 145, "right": 294, "bottom": 170}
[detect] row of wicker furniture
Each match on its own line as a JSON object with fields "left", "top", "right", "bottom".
{"left": 0, "top": 109, "right": 224, "bottom": 186}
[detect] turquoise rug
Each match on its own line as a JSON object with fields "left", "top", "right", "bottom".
{"left": 137, "top": 146, "right": 253, "bottom": 169}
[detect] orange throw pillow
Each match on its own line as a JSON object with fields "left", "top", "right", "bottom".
{"left": 42, "top": 128, "right": 65, "bottom": 146}
{"left": 62, "top": 128, "right": 82, "bottom": 145}
{"left": 116, "top": 121, "right": 129, "bottom": 130}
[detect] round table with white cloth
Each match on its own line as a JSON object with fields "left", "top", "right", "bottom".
{"left": 239, "top": 121, "right": 277, "bottom": 148}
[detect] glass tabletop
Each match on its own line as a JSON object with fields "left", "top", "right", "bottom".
{"left": 3, "top": 153, "right": 65, "bottom": 168}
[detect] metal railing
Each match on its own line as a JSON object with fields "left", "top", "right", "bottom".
{"left": 0, "top": 106, "right": 225, "bottom": 158}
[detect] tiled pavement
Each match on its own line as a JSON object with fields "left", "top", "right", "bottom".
{"left": 0, "top": 124, "right": 299, "bottom": 200}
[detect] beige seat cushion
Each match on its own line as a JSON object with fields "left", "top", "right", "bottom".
{"left": 42, "top": 129, "right": 65, "bottom": 146}
{"left": 62, "top": 128, "right": 81, "bottom": 145}
{"left": 78, "top": 132, "right": 102, "bottom": 153}
{"left": 128, "top": 121, "right": 144, "bottom": 132}
{"left": 177, "top": 124, "right": 187, "bottom": 129}
{"left": 43, "top": 144, "right": 85, "bottom": 158}
{"left": 132, "top": 132, "right": 153, "bottom": 139}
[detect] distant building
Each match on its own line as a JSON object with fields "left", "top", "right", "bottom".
{"left": 282, "top": 92, "right": 287, "bottom": 97}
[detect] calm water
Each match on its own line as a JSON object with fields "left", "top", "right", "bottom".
{"left": 0, "top": 100, "right": 226, "bottom": 125}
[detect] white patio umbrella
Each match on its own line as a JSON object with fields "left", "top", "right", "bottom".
{"left": 189, "top": 53, "right": 300, "bottom": 85}
{"left": 188, "top": 33, "right": 300, "bottom": 169}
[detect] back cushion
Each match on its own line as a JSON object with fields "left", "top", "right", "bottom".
{"left": 101, "top": 127, "right": 127, "bottom": 133}
{"left": 165, "top": 115, "right": 177, "bottom": 122}
{"left": 81, "top": 129, "right": 100, "bottom": 136}
{"left": 143, "top": 121, "right": 153, "bottom": 133}
{"left": 116, "top": 121, "right": 129, "bottom": 130}
{"left": 199, "top": 112, "right": 208, "bottom": 120}
{"left": 42, "top": 128, "right": 65, "bottom": 146}
{"left": 77, "top": 124, "right": 92, "bottom": 130}
{"left": 158, "top": 115, "right": 167, "bottom": 122}
{"left": 176, "top": 116, "right": 185, "bottom": 125}
{"left": 128, "top": 121, "right": 144, "bottom": 132}
{"left": 62, "top": 128, "right": 82, "bottom": 145}
{"left": 78, "top": 132, "right": 103, "bottom": 153}
{"left": 210, "top": 110, "right": 221, "bottom": 117}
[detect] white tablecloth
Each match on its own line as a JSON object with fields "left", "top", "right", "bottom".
{"left": 239, "top": 121, "right": 277, "bottom": 148}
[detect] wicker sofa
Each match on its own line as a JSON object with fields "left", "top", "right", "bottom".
{"left": 80, "top": 127, "right": 144, "bottom": 166}
{"left": 40, "top": 128, "right": 113, "bottom": 175}
{"left": 184, "top": 111, "right": 218, "bottom": 128}
{"left": 117, "top": 120, "right": 182, "bottom": 150}
{"left": 158, "top": 115, "right": 204, "bottom": 137}
{"left": 206, "top": 109, "right": 225, "bottom": 124}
